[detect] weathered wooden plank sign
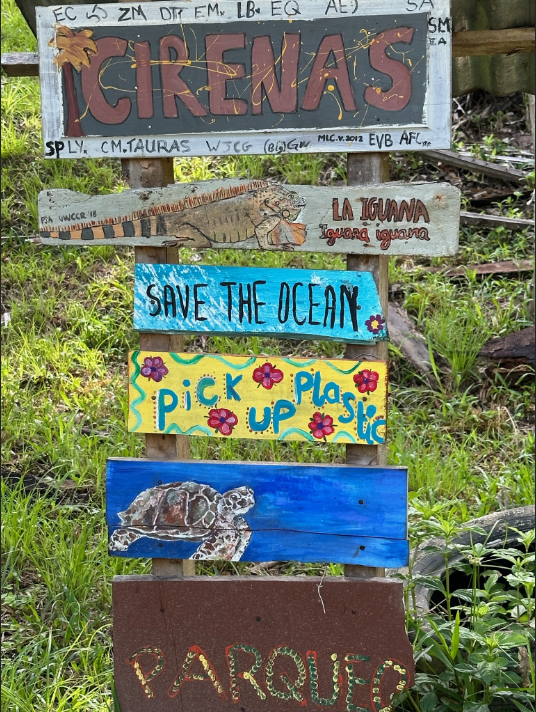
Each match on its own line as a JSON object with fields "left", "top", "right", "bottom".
{"left": 128, "top": 351, "right": 388, "bottom": 444}
{"left": 112, "top": 576, "right": 415, "bottom": 711}
{"left": 106, "top": 458, "right": 409, "bottom": 567}
{"left": 39, "top": 180, "right": 460, "bottom": 256}
{"left": 134, "top": 264, "right": 387, "bottom": 344}
{"left": 36, "top": 0, "right": 452, "bottom": 159}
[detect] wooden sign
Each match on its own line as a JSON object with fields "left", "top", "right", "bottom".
{"left": 37, "top": 0, "right": 451, "bottom": 159}
{"left": 39, "top": 180, "right": 460, "bottom": 256}
{"left": 106, "top": 458, "right": 409, "bottom": 567}
{"left": 112, "top": 576, "right": 415, "bottom": 711}
{"left": 134, "top": 264, "right": 387, "bottom": 344}
{"left": 128, "top": 351, "right": 388, "bottom": 444}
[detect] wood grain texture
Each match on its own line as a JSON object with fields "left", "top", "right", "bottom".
{"left": 106, "top": 458, "right": 409, "bottom": 566}
{"left": 125, "top": 155, "right": 192, "bottom": 577}
{"left": 345, "top": 152, "right": 390, "bottom": 579}
{"left": 1, "top": 52, "right": 39, "bottom": 76}
{"left": 38, "top": 180, "right": 461, "bottom": 256}
{"left": 112, "top": 575, "right": 415, "bottom": 712}
{"left": 452, "top": 28, "right": 535, "bottom": 57}
{"left": 36, "top": 0, "right": 451, "bottom": 158}
{"left": 128, "top": 351, "right": 388, "bottom": 445}
{"left": 134, "top": 264, "right": 387, "bottom": 344}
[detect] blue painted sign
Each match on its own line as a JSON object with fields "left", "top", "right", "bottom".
{"left": 134, "top": 264, "right": 387, "bottom": 344}
{"left": 106, "top": 458, "right": 408, "bottom": 567}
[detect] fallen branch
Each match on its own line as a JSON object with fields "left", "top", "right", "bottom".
{"left": 422, "top": 149, "right": 528, "bottom": 184}
{"left": 479, "top": 327, "right": 535, "bottom": 366}
{"left": 428, "top": 260, "right": 534, "bottom": 278}
{"left": 387, "top": 303, "right": 446, "bottom": 386}
{"left": 460, "top": 212, "right": 534, "bottom": 230}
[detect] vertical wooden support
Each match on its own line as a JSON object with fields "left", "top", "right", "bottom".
{"left": 345, "top": 153, "right": 390, "bottom": 579}
{"left": 122, "top": 157, "right": 195, "bottom": 577}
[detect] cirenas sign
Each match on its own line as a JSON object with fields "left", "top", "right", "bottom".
{"left": 37, "top": 0, "right": 452, "bottom": 159}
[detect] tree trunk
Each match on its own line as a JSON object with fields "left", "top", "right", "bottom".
{"left": 62, "top": 63, "right": 84, "bottom": 137}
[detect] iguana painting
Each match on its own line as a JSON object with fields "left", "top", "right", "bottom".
{"left": 40, "top": 181, "right": 307, "bottom": 251}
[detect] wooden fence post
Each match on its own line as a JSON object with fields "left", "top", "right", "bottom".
{"left": 122, "top": 156, "right": 195, "bottom": 578}
{"left": 345, "top": 152, "right": 390, "bottom": 579}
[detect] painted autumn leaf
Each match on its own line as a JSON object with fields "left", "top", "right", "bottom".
{"left": 48, "top": 25, "right": 98, "bottom": 137}
{"left": 49, "top": 25, "right": 97, "bottom": 72}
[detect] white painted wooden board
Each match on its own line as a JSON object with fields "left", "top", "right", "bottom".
{"left": 36, "top": 0, "right": 452, "bottom": 158}
{"left": 39, "top": 179, "right": 460, "bottom": 256}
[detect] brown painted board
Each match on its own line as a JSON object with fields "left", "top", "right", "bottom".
{"left": 38, "top": 180, "right": 461, "bottom": 256}
{"left": 112, "top": 575, "right": 414, "bottom": 712}
{"left": 36, "top": 0, "right": 452, "bottom": 159}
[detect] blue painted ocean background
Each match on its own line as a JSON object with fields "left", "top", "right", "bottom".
{"left": 107, "top": 459, "right": 408, "bottom": 567}
{"left": 134, "top": 264, "right": 388, "bottom": 344}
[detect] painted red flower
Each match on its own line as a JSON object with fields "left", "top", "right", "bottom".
{"left": 207, "top": 408, "right": 238, "bottom": 436}
{"left": 353, "top": 369, "right": 380, "bottom": 394}
{"left": 140, "top": 356, "right": 168, "bottom": 382}
{"left": 252, "top": 362, "right": 284, "bottom": 390}
{"left": 365, "top": 314, "right": 385, "bottom": 335}
{"left": 308, "top": 412, "right": 336, "bottom": 440}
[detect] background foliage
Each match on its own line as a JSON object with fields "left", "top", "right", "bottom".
{"left": 1, "top": 1, "right": 534, "bottom": 708}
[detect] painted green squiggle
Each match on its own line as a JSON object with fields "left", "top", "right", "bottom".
{"left": 333, "top": 431, "right": 357, "bottom": 444}
{"left": 325, "top": 361, "right": 362, "bottom": 375}
{"left": 164, "top": 424, "right": 213, "bottom": 436}
{"left": 169, "top": 353, "right": 205, "bottom": 366}
{"left": 278, "top": 428, "right": 357, "bottom": 443}
{"left": 278, "top": 428, "right": 315, "bottom": 441}
{"left": 281, "top": 358, "right": 364, "bottom": 375}
{"left": 169, "top": 353, "right": 257, "bottom": 370}
{"left": 129, "top": 351, "right": 145, "bottom": 432}
{"left": 281, "top": 358, "right": 317, "bottom": 367}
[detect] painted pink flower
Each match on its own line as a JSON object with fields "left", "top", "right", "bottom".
{"left": 353, "top": 369, "right": 380, "bottom": 394}
{"left": 365, "top": 314, "right": 385, "bottom": 335}
{"left": 207, "top": 408, "right": 238, "bottom": 436}
{"left": 252, "top": 362, "right": 284, "bottom": 390}
{"left": 140, "top": 356, "right": 168, "bottom": 382}
{"left": 308, "top": 412, "right": 336, "bottom": 440}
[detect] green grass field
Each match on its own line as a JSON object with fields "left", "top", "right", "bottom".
{"left": 2, "top": 1, "right": 534, "bottom": 708}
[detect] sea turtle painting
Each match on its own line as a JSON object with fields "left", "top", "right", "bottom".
{"left": 109, "top": 481, "right": 255, "bottom": 561}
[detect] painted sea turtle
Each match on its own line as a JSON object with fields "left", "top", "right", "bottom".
{"left": 109, "top": 481, "right": 255, "bottom": 561}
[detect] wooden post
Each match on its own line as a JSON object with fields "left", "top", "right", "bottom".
{"left": 345, "top": 152, "right": 390, "bottom": 579}
{"left": 122, "top": 157, "right": 195, "bottom": 578}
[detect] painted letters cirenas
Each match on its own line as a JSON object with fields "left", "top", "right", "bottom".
{"left": 77, "top": 27, "right": 414, "bottom": 129}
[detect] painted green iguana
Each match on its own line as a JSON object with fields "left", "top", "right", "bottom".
{"left": 41, "top": 181, "right": 307, "bottom": 250}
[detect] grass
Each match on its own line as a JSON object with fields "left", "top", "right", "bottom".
{"left": 1, "top": 0, "right": 535, "bottom": 708}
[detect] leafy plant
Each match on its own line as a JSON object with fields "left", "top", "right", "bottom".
{"left": 394, "top": 520, "right": 535, "bottom": 711}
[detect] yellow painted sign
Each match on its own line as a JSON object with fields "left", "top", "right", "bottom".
{"left": 128, "top": 351, "right": 388, "bottom": 445}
